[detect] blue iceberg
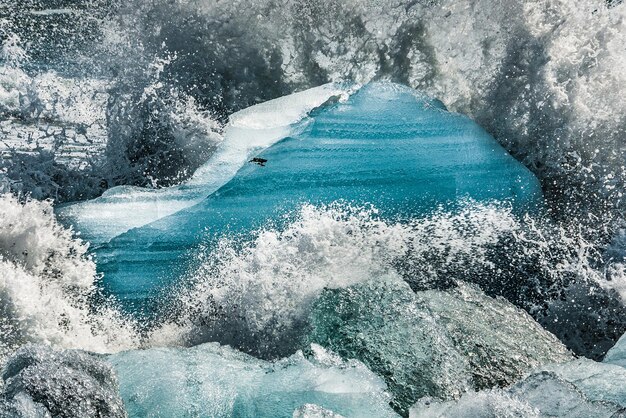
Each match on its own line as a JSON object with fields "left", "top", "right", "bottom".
{"left": 72, "top": 82, "right": 542, "bottom": 312}
{"left": 108, "top": 342, "right": 399, "bottom": 418}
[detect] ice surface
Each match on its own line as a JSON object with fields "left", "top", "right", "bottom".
{"left": 56, "top": 83, "right": 349, "bottom": 245}
{"left": 107, "top": 342, "right": 399, "bottom": 418}
{"left": 0, "top": 344, "right": 126, "bottom": 418}
{"left": 410, "top": 371, "right": 625, "bottom": 418}
{"left": 410, "top": 333, "right": 626, "bottom": 418}
{"left": 307, "top": 278, "right": 570, "bottom": 414}
{"left": 539, "top": 359, "right": 626, "bottom": 408}
{"left": 85, "top": 82, "right": 542, "bottom": 312}
{"left": 293, "top": 404, "right": 345, "bottom": 418}
{"left": 605, "top": 332, "right": 626, "bottom": 368}
{"left": 410, "top": 390, "right": 540, "bottom": 418}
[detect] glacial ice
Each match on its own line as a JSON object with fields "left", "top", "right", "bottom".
{"left": 0, "top": 344, "right": 126, "bottom": 418}
{"left": 307, "top": 278, "right": 571, "bottom": 414}
{"left": 56, "top": 83, "right": 350, "bottom": 245}
{"left": 409, "top": 372, "right": 625, "bottom": 418}
{"left": 84, "top": 82, "right": 542, "bottom": 312}
{"left": 605, "top": 332, "right": 626, "bottom": 368}
{"left": 107, "top": 342, "right": 399, "bottom": 418}
{"left": 409, "top": 330, "right": 626, "bottom": 417}
{"left": 293, "top": 404, "right": 345, "bottom": 418}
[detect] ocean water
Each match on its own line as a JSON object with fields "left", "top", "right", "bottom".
{"left": 2, "top": 1, "right": 626, "bottom": 417}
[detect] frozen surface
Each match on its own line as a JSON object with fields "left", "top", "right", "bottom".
{"left": 605, "top": 332, "right": 626, "bottom": 368}
{"left": 56, "top": 83, "right": 349, "bottom": 245}
{"left": 307, "top": 278, "right": 570, "bottom": 414}
{"left": 410, "top": 330, "right": 626, "bottom": 418}
{"left": 410, "top": 370, "right": 626, "bottom": 418}
{"left": 87, "top": 82, "right": 542, "bottom": 312}
{"left": 108, "top": 342, "right": 398, "bottom": 418}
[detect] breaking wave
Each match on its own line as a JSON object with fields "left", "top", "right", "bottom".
{"left": 154, "top": 202, "right": 626, "bottom": 360}
{"left": 3, "top": 195, "right": 624, "bottom": 363}
{"left": 2, "top": 1, "right": 626, "bottom": 408}
{"left": 0, "top": 194, "right": 137, "bottom": 364}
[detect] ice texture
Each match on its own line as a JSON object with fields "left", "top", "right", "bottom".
{"left": 605, "top": 332, "right": 626, "bottom": 368}
{"left": 410, "top": 368, "right": 626, "bottom": 418}
{"left": 539, "top": 359, "right": 626, "bottom": 407}
{"left": 89, "top": 82, "right": 542, "bottom": 313}
{"left": 307, "top": 278, "right": 571, "bottom": 414}
{"left": 293, "top": 404, "right": 345, "bottom": 418}
{"left": 107, "top": 342, "right": 399, "bottom": 418}
{"left": 0, "top": 344, "right": 126, "bottom": 418}
{"left": 56, "top": 83, "right": 350, "bottom": 245}
{"left": 409, "top": 331, "right": 626, "bottom": 418}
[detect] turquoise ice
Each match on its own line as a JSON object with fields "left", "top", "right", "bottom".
{"left": 86, "top": 82, "right": 542, "bottom": 312}
{"left": 108, "top": 343, "right": 399, "bottom": 418}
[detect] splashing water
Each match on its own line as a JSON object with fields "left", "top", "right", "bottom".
{"left": 0, "top": 194, "right": 137, "bottom": 364}
{"left": 2, "top": 1, "right": 626, "bottom": 416}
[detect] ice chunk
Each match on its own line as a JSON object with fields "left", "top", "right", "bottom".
{"left": 0, "top": 344, "right": 126, "bottom": 418}
{"left": 508, "top": 372, "right": 624, "bottom": 418}
{"left": 409, "top": 391, "right": 539, "bottom": 418}
{"left": 410, "top": 352, "right": 626, "bottom": 417}
{"left": 409, "top": 371, "right": 624, "bottom": 418}
{"left": 539, "top": 359, "right": 626, "bottom": 407}
{"left": 57, "top": 83, "right": 350, "bottom": 245}
{"left": 419, "top": 284, "right": 572, "bottom": 388}
{"left": 107, "top": 342, "right": 399, "bottom": 418}
{"left": 88, "top": 82, "right": 543, "bottom": 313}
{"left": 604, "top": 332, "right": 626, "bottom": 368}
{"left": 306, "top": 279, "right": 570, "bottom": 415}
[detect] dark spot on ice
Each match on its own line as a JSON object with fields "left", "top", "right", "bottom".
{"left": 250, "top": 157, "right": 268, "bottom": 167}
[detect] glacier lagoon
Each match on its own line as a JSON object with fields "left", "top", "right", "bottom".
{"left": 69, "top": 82, "right": 542, "bottom": 313}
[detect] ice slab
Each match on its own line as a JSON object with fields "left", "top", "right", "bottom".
{"left": 0, "top": 344, "right": 126, "bottom": 418}
{"left": 86, "top": 82, "right": 543, "bottom": 312}
{"left": 56, "top": 83, "right": 351, "bottom": 245}
{"left": 107, "top": 342, "right": 399, "bottom": 418}
{"left": 307, "top": 279, "right": 570, "bottom": 414}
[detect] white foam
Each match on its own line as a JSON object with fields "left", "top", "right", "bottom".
{"left": 152, "top": 200, "right": 619, "bottom": 353}
{"left": 0, "top": 195, "right": 137, "bottom": 364}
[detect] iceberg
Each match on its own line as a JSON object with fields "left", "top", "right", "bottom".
{"left": 307, "top": 279, "right": 570, "bottom": 415}
{"left": 56, "top": 83, "right": 351, "bottom": 245}
{"left": 107, "top": 342, "right": 399, "bottom": 418}
{"left": 79, "top": 82, "right": 542, "bottom": 312}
